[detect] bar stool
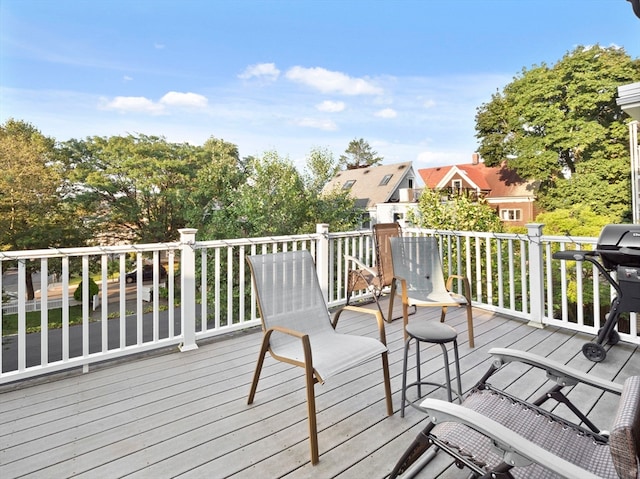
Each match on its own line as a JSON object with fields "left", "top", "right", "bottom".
{"left": 401, "top": 320, "right": 463, "bottom": 417}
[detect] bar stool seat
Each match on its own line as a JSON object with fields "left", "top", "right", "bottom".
{"left": 401, "top": 321, "right": 462, "bottom": 417}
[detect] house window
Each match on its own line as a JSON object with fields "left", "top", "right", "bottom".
{"left": 379, "top": 174, "right": 393, "bottom": 186}
{"left": 500, "top": 209, "right": 522, "bottom": 221}
{"left": 342, "top": 180, "right": 356, "bottom": 190}
{"left": 452, "top": 179, "right": 462, "bottom": 192}
{"left": 408, "top": 178, "right": 414, "bottom": 189}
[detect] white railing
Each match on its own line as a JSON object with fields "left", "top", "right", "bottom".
{"left": 1, "top": 224, "right": 637, "bottom": 384}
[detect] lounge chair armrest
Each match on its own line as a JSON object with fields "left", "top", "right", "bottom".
{"left": 344, "top": 255, "right": 378, "bottom": 277}
{"left": 420, "top": 398, "right": 603, "bottom": 479}
{"left": 337, "top": 305, "right": 387, "bottom": 346}
{"left": 488, "top": 347, "right": 623, "bottom": 394}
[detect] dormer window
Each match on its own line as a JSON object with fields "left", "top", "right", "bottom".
{"left": 342, "top": 180, "right": 356, "bottom": 190}
{"left": 379, "top": 174, "right": 393, "bottom": 186}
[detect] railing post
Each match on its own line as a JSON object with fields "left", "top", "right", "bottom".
{"left": 527, "top": 223, "right": 545, "bottom": 328}
{"left": 315, "top": 223, "right": 330, "bottom": 302}
{"left": 179, "top": 228, "right": 199, "bottom": 351}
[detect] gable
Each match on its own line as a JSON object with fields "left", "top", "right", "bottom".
{"left": 418, "top": 161, "right": 537, "bottom": 200}
{"left": 322, "top": 162, "right": 416, "bottom": 209}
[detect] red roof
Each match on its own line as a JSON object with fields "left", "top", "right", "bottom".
{"left": 418, "top": 161, "right": 536, "bottom": 199}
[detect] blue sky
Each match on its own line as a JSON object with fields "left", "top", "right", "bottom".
{"left": 1, "top": 0, "right": 639, "bottom": 172}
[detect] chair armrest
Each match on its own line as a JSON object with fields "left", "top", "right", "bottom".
{"left": 335, "top": 305, "right": 387, "bottom": 346}
{"left": 420, "top": 398, "right": 603, "bottom": 479}
{"left": 488, "top": 347, "right": 623, "bottom": 394}
{"left": 445, "top": 274, "right": 472, "bottom": 303}
{"left": 267, "top": 325, "right": 307, "bottom": 339}
{"left": 344, "top": 255, "right": 378, "bottom": 277}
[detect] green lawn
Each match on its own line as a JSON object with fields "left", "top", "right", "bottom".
{"left": 2, "top": 305, "right": 85, "bottom": 335}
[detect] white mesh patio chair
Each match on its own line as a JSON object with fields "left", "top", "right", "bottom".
{"left": 388, "top": 236, "right": 475, "bottom": 347}
{"left": 246, "top": 250, "right": 393, "bottom": 465}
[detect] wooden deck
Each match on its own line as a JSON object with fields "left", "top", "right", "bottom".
{"left": 1, "top": 300, "right": 638, "bottom": 479}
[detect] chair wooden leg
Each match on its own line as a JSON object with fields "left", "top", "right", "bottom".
{"left": 248, "top": 334, "right": 271, "bottom": 404}
{"left": 382, "top": 351, "right": 393, "bottom": 416}
{"left": 388, "top": 280, "right": 397, "bottom": 326}
{"left": 305, "top": 363, "right": 320, "bottom": 464}
{"left": 466, "top": 304, "right": 475, "bottom": 348}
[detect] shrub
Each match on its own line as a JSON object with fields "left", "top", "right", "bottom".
{"left": 74, "top": 278, "right": 99, "bottom": 303}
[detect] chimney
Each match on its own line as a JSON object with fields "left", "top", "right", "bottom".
{"left": 471, "top": 152, "right": 480, "bottom": 165}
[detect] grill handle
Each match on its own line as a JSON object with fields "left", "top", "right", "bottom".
{"left": 553, "top": 250, "right": 622, "bottom": 297}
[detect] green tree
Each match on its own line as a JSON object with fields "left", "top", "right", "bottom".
{"left": 301, "top": 146, "right": 359, "bottom": 231}
{"left": 339, "top": 138, "right": 383, "bottom": 170}
{"left": 183, "top": 136, "right": 246, "bottom": 240}
{"left": 0, "top": 119, "right": 88, "bottom": 299}
{"left": 62, "top": 134, "right": 202, "bottom": 243}
{"left": 303, "top": 146, "right": 340, "bottom": 194}
{"left": 408, "top": 188, "right": 503, "bottom": 232}
{"left": 475, "top": 45, "right": 640, "bottom": 222}
{"left": 233, "top": 151, "right": 309, "bottom": 236}
{"left": 536, "top": 206, "right": 616, "bottom": 237}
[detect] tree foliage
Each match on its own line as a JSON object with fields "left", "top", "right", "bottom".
{"left": 339, "top": 138, "right": 383, "bottom": 169}
{"left": 303, "top": 146, "right": 340, "bottom": 194}
{"left": 232, "top": 151, "right": 309, "bottom": 237}
{"left": 62, "top": 134, "right": 204, "bottom": 243}
{"left": 475, "top": 45, "right": 640, "bottom": 222}
{"left": 303, "top": 147, "right": 358, "bottom": 231}
{"left": 535, "top": 205, "right": 614, "bottom": 237}
{"left": 184, "top": 136, "right": 246, "bottom": 240}
{"left": 0, "top": 119, "right": 90, "bottom": 298}
{"left": 408, "top": 188, "right": 503, "bottom": 232}
{"left": 0, "top": 119, "right": 87, "bottom": 251}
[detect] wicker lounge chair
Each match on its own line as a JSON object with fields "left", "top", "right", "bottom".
{"left": 246, "top": 250, "right": 393, "bottom": 465}
{"left": 388, "top": 236, "right": 475, "bottom": 347}
{"left": 390, "top": 347, "right": 639, "bottom": 478}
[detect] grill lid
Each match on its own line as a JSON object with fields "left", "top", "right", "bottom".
{"left": 596, "top": 224, "right": 640, "bottom": 269}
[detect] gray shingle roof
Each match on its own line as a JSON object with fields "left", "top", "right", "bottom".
{"left": 322, "top": 162, "right": 414, "bottom": 209}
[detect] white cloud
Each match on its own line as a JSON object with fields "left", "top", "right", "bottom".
{"left": 100, "top": 91, "right": 208, "bottom": 115}
{"left": 238, "top": 62, "right": 280, "bottom": 81}
{"left": 154, "top": 43, "right": 165, "bottom": 49}
{"left": 294, "top": 117, "right": 338, "bottom": 131}
{"left": 375, "top": 108, "right": 397, "bottom": 118}
{"left": 101, "top": 96, "right": 166, "bottom": 115}
{"left": 123, "top": 75, "right": 133, "bottom": 82}
{"left": 423, "top": 99, "right": 436, "bottom": 108}
{"left": 316, "top": 100, "right": 345, "bottom": 112}
{"left": 285, "top": 66, "right": 383, "bottom": 95}
{"left": 160, "top": 91, "right": 208, "bottom": 109}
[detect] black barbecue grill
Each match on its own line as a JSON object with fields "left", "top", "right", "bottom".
{"left": 553, "top": 224, "right": 640, "bottom": 362}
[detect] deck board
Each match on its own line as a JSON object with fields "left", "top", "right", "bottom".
{"left": 1, "top": 299, "right": 637, "bottom": 479}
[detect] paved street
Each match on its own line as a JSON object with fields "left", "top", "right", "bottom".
{"left": 2, "top": 271, "right": 180, "bottom": 374}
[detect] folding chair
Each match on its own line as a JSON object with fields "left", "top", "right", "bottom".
{"left": 390, "top": 348, "right": 639, "bottom": 479}
{"left": 343, "top": 222, "right": 403, "bottom": 322}
{"left": 246, "top": 250, "right": 393, "bottom": 465}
